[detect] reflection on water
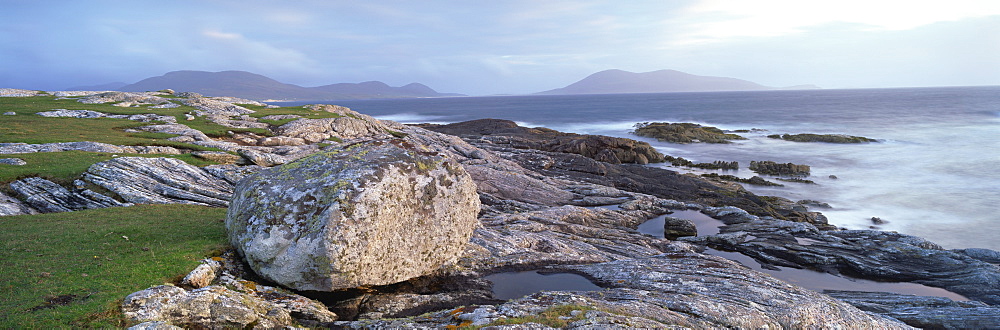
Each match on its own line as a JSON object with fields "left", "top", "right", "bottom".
{"left": 637, "top": 209, "right": 725, "bottom": 237}
{"left": 485, "top": 271, "right": 603, "bottom": 300}
{"left": 705, "top": 248, "right": 968, "bottom": 301}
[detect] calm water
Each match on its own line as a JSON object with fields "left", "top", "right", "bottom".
{"left": 277, "top": 86, "right": 1000, "bottom": 251}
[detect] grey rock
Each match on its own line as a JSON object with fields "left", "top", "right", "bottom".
{"left": 685, "top": 210, "right": 1000, "bottom": 305}
{"left": 135, "top": 124, "right": 212, "bottom": 142}
{"left": 235, "top": 149, "right": 291, "bottom": 167}
{"left": 9, "top": 177, "right": 128, "bottom": 213}
{"left": 461, "top": 205, "right": 677, "bottom": 271}
{"left": 182, "top": 97, "right": 255, "bottom": 116}
{"left": 127, "top": 321, "right": 182, "bottom": 330}
{"left": 0, "top": 191, "right": 37, "bottom": 216}
{"left": 123, "top": 253, "right": 338, "bottom": 328}
{"left": 555, "top": 255, "right": 910, "bottom": 328}
{"left": 825, "top": 290, "right": 1000, "bottom": 329}
{"left": 121, "top": 285, "right": 293, "bottom": 328}
{"left": 0, "top": 141, "right": 181, "bottom": 155}
{"left": 259, "top": 114, "right": 302, "bottom": 121}
{"left": 202, "top": 164, "right": 264, "bottom": 185}
{"left": 0, "top": 88, "right": 41, "bottom": 97}
{"left": 256, "top": 136, "right": 306, "bottom": 146}
{"left": 190, "top": 151, "right": 241, "bottom": 165}
{"left": 78, "top": 91, "right": 171, "bottom": 107}
{"left": 662, "top": 216, "right": 698, "bottom": 239}
{"left": 180, "top": 259, "right": 222, "bottom": 289}
{"left": 0, "top": 158, "right": 26, "bottom": 165}
{"left": 37, "top": 109, "right": 106, "bottom": 118}
{"left": 83, "top": 157, "right": 232, "bottom": 207}
{"left": 226, "top": 139, "right": 480, "bottom": 291}
{"left": 958, "top": 248, "right": 1000, "bottom": 264}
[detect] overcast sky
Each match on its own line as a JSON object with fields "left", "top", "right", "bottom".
{"left": 2, "top": 0, "right": 998, "bottom": 95}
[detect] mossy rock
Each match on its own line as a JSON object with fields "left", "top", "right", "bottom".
{"left": 633, "top": 122, "right": 747, "bottom": 144}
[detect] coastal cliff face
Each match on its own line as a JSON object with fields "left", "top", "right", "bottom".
{"left": 2, "top": 89, "right": 997, "bottom": 328}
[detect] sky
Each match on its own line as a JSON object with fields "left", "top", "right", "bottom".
{"left": 2, "top": 0, "right": 998, "bottom": 95}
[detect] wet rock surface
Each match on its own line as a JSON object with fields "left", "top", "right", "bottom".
{"left": 683, "top": 207, "right": 1000, "bottom": 305}
{"left": 768, "top": 133, "right": 878, "bottom": 143}
{"left": 825, "top": 290, "right": 1000, "bottom": 329}
{"left": 226, "top": 139, "right": 480, "bottom": 291}
{"left": 749, "top": 160, "right": 811, "bottom": 176}
{"left": 422, "top": 119, "right": 666, "bottom": 164}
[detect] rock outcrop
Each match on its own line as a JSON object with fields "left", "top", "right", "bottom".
{"left": 769, "top": 133, "right": 878, "bottom": 143}
{"left": 123, "top": 254, "right": 337, "bottom": 328}
{"left": 422, "top": 119, "right": 665, "bottom": 164}
{"left": 274, "top": 108, "right": 398, "bottom": 143}
{"left": 682, "top": 206, "right": 1000, "bottom": 305}
{"left": 632, "top": 122, "right": 747, "bottom": 143}
{"left": 749, "top": 160, "right": 811, "bottom": 176}
{"left": 35, "top": 109, "right": 178, "bottom": 123}
{"left": 83, "top": 157, "right": 232, "bottom": 207}
{"left": 226, "top": 139, "right": 480, "bottom": 291}
{"left": 0, "top": 142, "right": 182, "bottom": 155}
{"left": 0, "top": 191, "right": 38, "bottom": 216}
{"left": 9, "top": 177, "right": 129, "bottom": 213}
{"left": 825, "top": 290, "right": 1000, "bottom": 329}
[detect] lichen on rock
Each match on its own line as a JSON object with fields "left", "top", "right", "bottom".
{"left": 226, "top": 139, "right": 480, "bottom": 291}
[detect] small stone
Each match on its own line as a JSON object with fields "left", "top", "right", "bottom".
{"left": 871, "top": 217, "right": 887, "bottom": 224}
{"left": 181, "top": 260, "right": 222, "bottom": 288}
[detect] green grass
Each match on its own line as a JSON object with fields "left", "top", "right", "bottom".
{"left": 0, "top": 204, "right": 229, "bottom": 328}
{"left": 0, "top": 95, "right": 272, "bottom": 140}
{"left": 0, "top": 151, "right": 217, "bottom": 187}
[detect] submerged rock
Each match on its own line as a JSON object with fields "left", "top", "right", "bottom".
{"left": 226, "top": 139, "right": 480, "bottom": 291}
{"left": 749, "top": 160, "right": 811, "bottom": 176}
{"left": 768, "top": 133, "right": 878, "bottom": 143}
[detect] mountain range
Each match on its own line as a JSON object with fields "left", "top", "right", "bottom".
{"left": 70, "top": 69, "right": 819, "bottom": 100}
{"left": 72, "top": 70, "right": 461, "bottom": 101}
{"left": 537, "top": 69, "right": 819, "bottom": 95}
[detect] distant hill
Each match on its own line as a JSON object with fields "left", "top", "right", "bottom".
{"left": 537, "top": 69, "right": 818, "bottom": 95}
{"left": 116, "top": 70, "right": 460, "bottom": 101}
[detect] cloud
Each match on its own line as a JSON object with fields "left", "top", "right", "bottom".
{"left": 671, "top": 0, "right": 1000, "bottom": 45}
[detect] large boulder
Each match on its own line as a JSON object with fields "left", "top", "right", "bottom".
{"left": 226, "top": 139, "right": 480, "bottom": 291}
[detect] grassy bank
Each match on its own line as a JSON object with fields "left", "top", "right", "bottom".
{"left": 0, "top": 204, "right": 229, "bottom": 328}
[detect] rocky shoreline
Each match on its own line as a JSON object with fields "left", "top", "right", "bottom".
{"left": 2, "top": 89, "right": 998, "bottom": 328}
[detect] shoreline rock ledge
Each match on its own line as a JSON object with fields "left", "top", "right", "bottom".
{"left": 225, "top": 139, "right": 480, "bottom": 291}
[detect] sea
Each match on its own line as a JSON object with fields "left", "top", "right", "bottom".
{"left": 276, "top": 86, "right": 1000, "bottom": 252}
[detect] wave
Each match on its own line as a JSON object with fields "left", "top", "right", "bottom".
{"left": 374, "top": 113, "right": 449, "bottom": 124}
